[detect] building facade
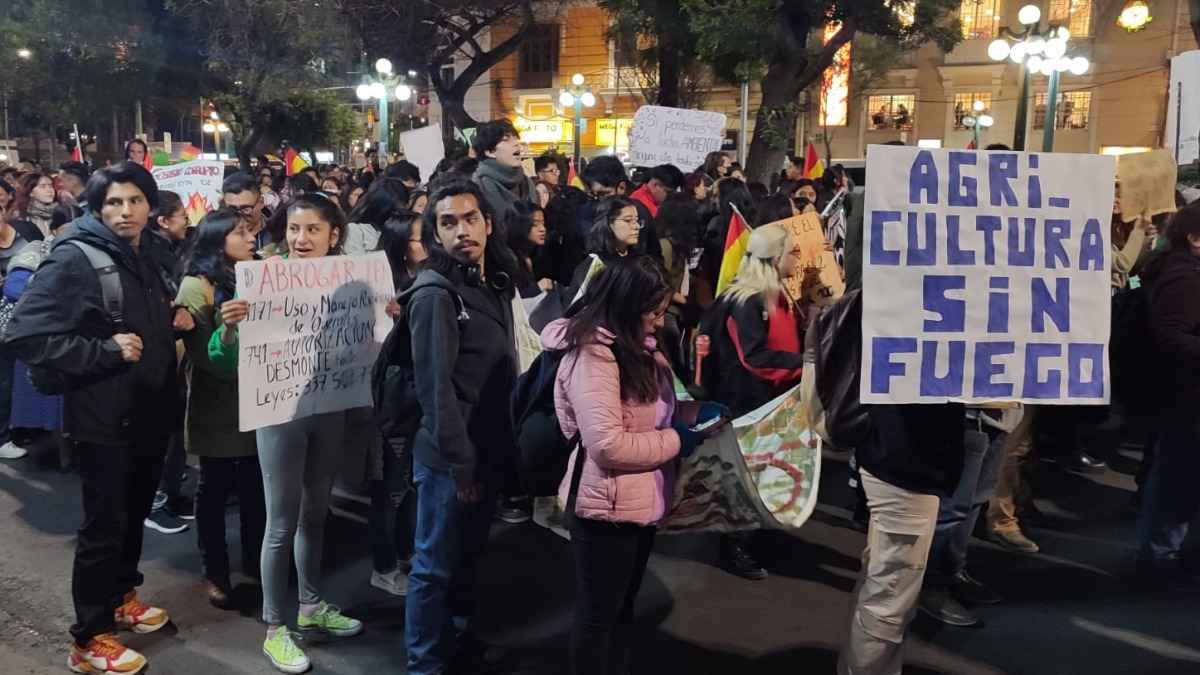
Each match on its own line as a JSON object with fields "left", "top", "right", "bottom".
{"left": 428, "top": 0, "right": 1197, "bottom": 165}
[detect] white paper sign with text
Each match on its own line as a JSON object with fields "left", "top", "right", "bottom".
{"left": 861, "top": 145, "right": 1115, "bottom": 405}
{"left": 152, "top": 160, "right": 223, "bottom": 225}
{"left": 235, "top": 253, "right": 394, "bottom": 431}
{"left": 629, "top": 105, "right": 726, "bottom": 170}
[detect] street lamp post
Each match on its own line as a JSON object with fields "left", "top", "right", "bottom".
{"left": 356, "top": 58, "right": 413, "bottom": 159}
{"left": 962, "top": 100, "right": 995, "bottom": 148}
{"left": 202, "top": 113, "right": 229, "bottom": 160}
{"left": 559, "top": 73, "right": 595, "bottom": 170}
{"left": 987, "top": 5, "right": 1090, "bottom": 152}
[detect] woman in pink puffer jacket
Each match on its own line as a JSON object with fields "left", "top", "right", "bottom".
{"left": 541, "top": 256, "right": 726, "bottom": 675}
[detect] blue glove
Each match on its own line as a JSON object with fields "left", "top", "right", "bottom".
{"left": 697, "top": 401, "right": 730, "bottom": 425}
{"left": 672, "top": 422, "right": 699, "bottom": 459}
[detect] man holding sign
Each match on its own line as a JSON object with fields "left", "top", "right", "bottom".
{"left": 840, "top": 145, "right": 1115, "bottom": 675}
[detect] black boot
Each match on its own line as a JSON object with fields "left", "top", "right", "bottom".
{"left": 722, "top": 534, "right": 767, "bottom": 581}
{"left": 1064, "top": 447, "right": 1107, "bottom": 474}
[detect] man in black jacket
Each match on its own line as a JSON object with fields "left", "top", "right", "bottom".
{"left": 398, "top": 177, "right": 519, "bottom": 675}
{"left": 5, "top": 162, "right": 185, "bottom": 675}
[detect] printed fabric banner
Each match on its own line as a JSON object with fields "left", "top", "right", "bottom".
{"left": 151, "top": 159, "right": 223, "bottom": 225}
{"left": 662, "top": 386, "right": 821, "bottom": 534}
{"left": 629, "top": 105, "right": 727, "bottom": 170}
{"left": 234, "top": 253, "right": 395, "bottom": 431}
{"left": 775, "top": 213, "right": 845, "bottom": 307}
{"left": 861, "top": 145, "right": 1116, "bottom": 405}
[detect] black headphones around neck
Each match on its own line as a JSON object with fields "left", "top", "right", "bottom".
{"left": 460, "top": 262, "right": 510, "bottom": 292}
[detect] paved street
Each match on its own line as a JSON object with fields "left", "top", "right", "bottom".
{"left": 0, "top": 428, "right": 1198, "bottom": 675}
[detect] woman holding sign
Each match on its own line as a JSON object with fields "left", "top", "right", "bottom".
{"left": 208, "top": 195, "right": 363, "bottom": 674}
{"left": 696, "top": 222, "right": 806, "bottom": 581}
{"left": 176, "top": 208, "right": 266, "bottom": 610}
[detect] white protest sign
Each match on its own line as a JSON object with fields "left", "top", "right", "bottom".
{"left": 399, "top": 123, "right": 445, "bottom": 188}
{"left": 234, "top": 253, "right": 394, "bottom": 431}
{"left": 151, "top": 159, "right": 224, "bottom": 225}
{"left": 629, "top": 105, "right": 726, "bottom": 169}
{"left": 861, "top": 145, "right": 1115, "bottom": 405}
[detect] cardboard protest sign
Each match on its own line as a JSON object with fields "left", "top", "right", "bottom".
{"left": 152, "top": 160, "right": 223, "bottom": 225}
{"left": 662, "top": 386, "right": 821, "bottom": 534}
{"left": 1116, "top": 149, "right": 1178, "bottom": 224}
{"left": 862, "top": 145, "right": 1115, "bottom": 405}
{"left": 775, "top": 213, "right": 844, "bottom": 306}
{"left": 629, "top": 105, "right": 726, "bottom": 170}
{"left": 399, "top": 123, "right": 444, "bottom": 188}
{"left": 234, "top": 253, "right": 394, "bottom": 431}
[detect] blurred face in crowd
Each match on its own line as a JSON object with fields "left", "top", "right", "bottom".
{"left": 0, "top": 188, "right": 10, "bottom": 212}
{"left": 794, "top": 183, "right": 817, "bottom": 204}
{"left": 777, "top": 243, "right": 802, "bottom": 278}
{"left": 647, "top": 178, "right": 673, "bottom": 206}
{"left": 719, "top": 155, "right": 731, "bottom": 176}
{"left": 286, "top": 207, "right": 340, "bottom": 258}
{"left": 406, "top": 218, "right": 427, "bottom": 272}
{"left": 587, "top": 181, "right": 620, "bottom": 201}
{"left": 730, "top": 167, "right": 746, "bottom": 182}
{"left": 59, "top": 172, "right": 86, "bottom": 199}
{"left": 785, "top": 161, "right": 804, "bottom": 182}
{"left": 224, "top": 219, "right": 256, "bottom": 262}
{"left": 487, "top": 132, "right": 523, "bottom": 169}
{"left": 529, "top": 209, "right": 547, "bottom": 247}
{"left": 127, "top": 143, "right": 146, "bottom": 164}
{"left": 693, "top": 181, "right": 708, "bottom": 201}
{"left": 611, "top": 205, "right": 641, "bottom": 253}
{"left": 347, "top": 186, "right": 364, "bottom": 209}
{"left": 31, "top": 175, "right": 56, "bottom": 206}
{"left": 411, "top": 193, "right": 428, "bottom": 214}
{"left": 100, "top": 182, "right": 151, "bottom": 246}
{"left": 535, "top": 182, "right": 551, "bottom": 208}
{"left": 435, "top": 192, "right": 490, "bottom": 266}
{"left": 157, "top": 206, "right": 190, "bottom": 242}
{"left": 537, "top": 163, "right": 560, "bottom": 184}
{"left": 224, "top": 189, "right": 264, "bottom": 228}
{"left": 641, "top": 295, "right": 669, "bottom": 339}
{"left": 259, "top": 170, "right": 274, "bottom": 189}
{"left": 321, "top": 179, "right": 340, "bottom": 194}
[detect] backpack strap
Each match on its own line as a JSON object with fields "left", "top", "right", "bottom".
{"left": 66, "top": 241, "right": 124, "bottom": 327}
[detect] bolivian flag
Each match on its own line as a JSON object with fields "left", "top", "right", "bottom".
{"left": 716, "top": 204, "right": 750, "bottom": 295}
{"left": 803, "top": 140, "right": 824, "bottom": 181}
{"left": 285, "top": 148, "right": 309, "bottom": 176}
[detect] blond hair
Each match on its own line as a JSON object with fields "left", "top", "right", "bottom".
{"left": 720, "top": 222, "right": 794, "bottom": 311}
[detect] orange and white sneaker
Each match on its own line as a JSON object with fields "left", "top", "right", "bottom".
{"left": 114, "top": 592, "right": 168, "bottom": 634}
{"left": 68, "top": 633, "right": 147, "bottom": 674}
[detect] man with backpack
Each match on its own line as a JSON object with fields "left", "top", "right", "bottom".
{"left": 4, "top": 161, "right": 184, "bottom": 675}
{"left": 395, "top": 177, "right": 520, "bottom": 675}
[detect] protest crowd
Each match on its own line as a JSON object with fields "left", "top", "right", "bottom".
{"left": 0, "top": 113, "right": 1197, "bottom": 675}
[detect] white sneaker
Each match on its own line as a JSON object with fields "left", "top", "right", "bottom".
{"left": 370, "top": 569, "right": 408, "bottom": 596}
{"left": 0, "top": 441, "right": 27, "bottom": 459}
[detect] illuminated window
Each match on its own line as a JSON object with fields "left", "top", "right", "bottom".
{"left": 867, "top": 94, "right": 915, "bottom": 131}
{"left": 1049, "top": 0, "right": 1092, "bottom": 36}
{"left": 1033, "top": 91, "right": 1091, "bottom": 130}
{"left": 819, "top": 23, "right": 851, "bottom": 127}
{"left": 952, "top": 92, "right": 992, "bottom": 130}
{"left": 518, "top": 24, "right": 560, "bottom": 89}
{"left": 959, "top": 0, "right": 1002, "bottom": 40}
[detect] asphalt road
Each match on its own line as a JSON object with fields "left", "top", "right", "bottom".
{"left": 0, "top": 426, "right": 1197, "bottom": 675}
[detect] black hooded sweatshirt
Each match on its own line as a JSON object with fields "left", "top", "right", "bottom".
{"left": 4, "top": 213, "right": 180, "bottom": 445}
{"left": 397, "top": 267, "right": 517, "bottom": 490}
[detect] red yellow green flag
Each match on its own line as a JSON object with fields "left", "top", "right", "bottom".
{"left": 716, "top": 205, "right": 750, "bottom": 295}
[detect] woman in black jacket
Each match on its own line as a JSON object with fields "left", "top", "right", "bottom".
{"left": 1138, "top": 200, "right": 1200, "bottom": 589}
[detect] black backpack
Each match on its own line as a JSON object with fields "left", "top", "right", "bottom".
{"left": 510, "top": 348, "right": 582, "bottom": 496}
{"left": 1111, "top": 285, "right": 1153, "bottom": 415}
{"left": 370, "top": 292, "right": 466, "bottom": 440}
{"left": 27, "top": 241, "right": 124, "bottom": 396}
{"left": 805, "top": 289, "right": 870, "bottom": 448}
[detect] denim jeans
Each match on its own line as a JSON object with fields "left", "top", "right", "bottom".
{"left": 925, "top": 424, "right": 1006, "bottom": 588}
{"left": 405, "top": 458, "right": 499, "bottom": 675}
{"left": 368, "top": 437, "right": 416, "bottom": 573}
{"left": 1137, "top": 413, "right": 1200, "bottom": 566}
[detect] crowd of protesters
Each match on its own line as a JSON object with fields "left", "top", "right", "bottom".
{"left": 0, "top": 121, "right": 1197, "bottom": 675}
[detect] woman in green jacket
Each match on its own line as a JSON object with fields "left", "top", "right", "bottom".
{"left": 177, "top": 208, "right": 265, "bottom": 609}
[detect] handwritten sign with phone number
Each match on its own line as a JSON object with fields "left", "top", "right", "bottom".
{"left": 234, "top": 253, "right": 394, "bottom": 431}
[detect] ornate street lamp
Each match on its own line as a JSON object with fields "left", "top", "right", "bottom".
{"left": 355, "top": 58, "right": 414, "bottom": 158}
{"left": 559, "top": 73, "right": 595, "bottom": 170}
{"left": 987, "top": 4, "right": 1090, "bottom": 151}
{"left": 962, "top": 99, "right": 995, "bottom": 149}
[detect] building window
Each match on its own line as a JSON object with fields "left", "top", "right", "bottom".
{"left": 612, "top": 31, "right": 638, "bottom": 70}
{"left": 1048, "top": 0, "right": 1092, "bottom": 36}
{"left": 1033, "top": 90, "right": 1091, "bottom": 130}
{"left": 959, "top": 0, "right": 1002, "bottom": 40}
{"left": 518, "top": 24, "right": 560, "bottom": 89}
{"left": 952, "top": 92, "right": 992, "bottom": 129}
{"left": 868, "top": 94, "right": 915, "bottom": 131}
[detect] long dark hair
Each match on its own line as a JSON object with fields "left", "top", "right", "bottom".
{"left": 124, "top": 139, "right": 149, "bottom": 161}
{"left": 754, "top": 193, "right": 796, "bottom": 227}
{"left": 700, "top": 151, "right": 728, "bottom": 180}
{"left": 586, "top": 195, "right": 639, "bottom": 259}
{"left": 505, "top": 200, "right": 539, "bottom": 260}
{"left": 377, "top": 211, "right": 423, "bottom": 292}
{"left": 716, "top": 179, "right": 755, "bottom": 232}
{"left": 562, "top": 256, "right": 671, "bottom": 403}
{"left": 347, "top": 177, "right": 410, "bottom": 232}
{"left": 1166, "top": 201, "right": 1200, "bottom": 252}
{"left": 418, "top": 177, "right": 520, "bottom": 292}
{"left": 182, "top": 208, "right": 243, "bottom": 295}
{"left": 655, "top": 192, "right": 698, "bottom": 264}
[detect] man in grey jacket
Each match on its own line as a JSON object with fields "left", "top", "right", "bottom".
{"left": 472, "top": 118, "right": 536, "bottom": 231}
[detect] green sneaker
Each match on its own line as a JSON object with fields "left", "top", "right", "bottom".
{"left": 262, "top": 629, "right": 310, "bottom": 674}
{"left": 296, "top": 602, "right": 363, "bottom": 637}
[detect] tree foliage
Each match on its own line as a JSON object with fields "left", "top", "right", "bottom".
{"left": 0, "top": 0, "right": 164, "bottom": 155}
{"left": 340, "top": 0, "right": 546, "bottom": 131}
{"left": 675, "top": 0, "right": 962, "bottom": 181}
{"left": 598, "top": 0, "right": 706, "bottom": 109}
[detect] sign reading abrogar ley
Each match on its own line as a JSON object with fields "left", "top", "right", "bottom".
{"left": 862, "top": 145, "right": 1116, "bottom": 405}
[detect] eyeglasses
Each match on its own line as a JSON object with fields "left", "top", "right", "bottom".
{"left": 587, "top": 190, "right": 615, "bottom": 201}
{"left": 614, "top": 216, "right": 643, "bottom": 229}
{"left": 542, "top": 167, "right": 561, "bottom": 174}
{"left": 232, "top": 204, "right": 258, "bottom": 217}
